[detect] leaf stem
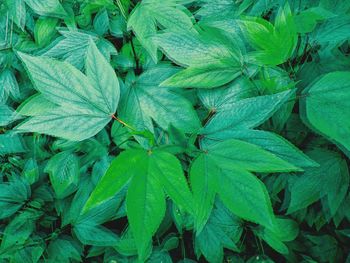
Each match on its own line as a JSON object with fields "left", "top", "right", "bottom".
{"left": 111, "top": 114, "right": 136, "bottom": 131}
{"left": 129, "top": 36, "right": 140, "bottom": 71}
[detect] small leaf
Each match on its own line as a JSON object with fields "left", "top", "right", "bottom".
{"left": 45, "top": 151, "right": 80, "bottom": 199}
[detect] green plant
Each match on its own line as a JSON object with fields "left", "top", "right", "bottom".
{"left": 1, "top": 0, "right": 350, "bottom": 262}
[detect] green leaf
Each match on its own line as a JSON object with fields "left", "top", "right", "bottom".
{"left": 258, "top": 218, "right": 299, "bottom": 254}
{"left": 151, "top": 150, "right": 193, "bottom": 213}
{"left": 195, "top": 200, "right": 242, "bottom": 263}
{"left": 198, "top": 76, "right": 255, "bottom": 110}
{"left": 0, "top": 210, "right": 40, "bottom": 250}
{"left": 85, "top": 148, "right": 193, "bottom": 259}
{"left": 154, "top": 30, "right": 238, "bottom": 67}
{"left": 239, "top": 3, "right": 297, "bottom": 65}
{"left": 295, "top": 7, "right": 335, "bottom": 34}
{"left": 288, "top": 149, "right": 349, "bottom": 215}
{"left": 204, "top": 130, "right": 318, "bottom": 169}
{"left": 190, "top": 138, "right": 291, "bottom": 232}
{"left": 119, "top": 66, "right": 201, "bottom": 135}
{"left": 0, "top": 69, "right": 20, "bottom": 102}
{"left": 0, "top": 134, "right": 27, "bottom": 155}
{"left": 202, "top": 90, "right": 294, "bottom": 137}
{"left": 24, "top": 0, "right": 67, "bottom": 18}
{"left": 190, "top": 154, "right": 218, "bottom": 232}
{"left": 45, "top": 151, "right": 80, "bottom": 199}
{"left": 0, "top": 177, "right": 30, "bottom": 219}
{"left": 160, "top": 62, "right": 242, "bottom": 89}
{"left": 47, "top": 238, "right": 82, "bottom": 262}
{"left": 5, "top": 0, "right": 26, "bottom": 30}
{"left": 0, "top": 103, "right": 17, "bottom": 127}
{"left": 34, "top": 17, "right": 59, "bottom": 47}
{"left": 128, "top": 0, "right": 194, "bottom": 61}
{"left": 218, "top": 167, "right": 276, "bottom": 229}
{"left": 73, "top": 223, "right": 119, "bottom": 246}
{"left": 15, "top": 40, "right": 120, "bottom": 141}
{"left": 83, "top": 149, "right": 140, "bottom": 211}
{"left": 205, "top": 139, "right": 300, "bottom": 173}
{"left": 126, "top": 160, "right": 166, "bottom": 260}
{"left": 301, "top": 71, "right": 350, "bottom": 154}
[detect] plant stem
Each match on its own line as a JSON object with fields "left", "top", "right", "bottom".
{"left": 111, "top": 114, "right": 136, "bottom": 131}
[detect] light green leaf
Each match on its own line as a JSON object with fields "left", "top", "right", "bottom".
{"left": 202, "top": 90, "right": 293, "bottom": 136}
{"left": 5, "top": 0, "right": 26, "bottom": 30}
{"left": 83, "top": 149, "right": 141, "bottom": 212}
{"left": 128, "top": 0, "right": 194, "bottom": 62}
{"left": 86, "top": 39, "right": 120, "bottom": 113}
{"left": 154, "top": 30, "right": 237, "bottom": 67}
{"left": 34, "top": 17, "right": 59, "bottom": 47}
{"left": 160, "top": 62, "right": 241, "bottom": 89}
{"left": 239, "top": 3, "right": 297, "bottom": 65}
{"left": 16, "top": 41, "right": 120, "bottom": 141}
{"left": 0, "top": 69, "right": 20, "bottom": 102}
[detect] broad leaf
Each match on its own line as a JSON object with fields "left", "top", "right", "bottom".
{"left": 16, "top": 40, "right": 120, "bottom": 141}
{"left": 85, "top": 148, "right": 193, "bottom": 259}
{"left": 118, "top": 66, "right": 201, "bottom": 135}
{"left": 195, "top": 200, "right": 242, "bottom": 263}
{"left": 288, "top": 149, "right": 349, "bottom": 215}
{"left": 301, "top": 71, "right": 350, "bottom": 154}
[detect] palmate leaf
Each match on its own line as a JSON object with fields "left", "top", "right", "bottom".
{"left": 190, "top": 138, "right": 299, "bottom": 232}
{"left": 239, "top": 3, "right": 297, "bottom": 65}
{"left": 84, "top": 148, "right": 193, "bottom": 260}
{"left": 118, "top": 65, "right": 200, "bottom": 136}
{"left": 15, "top": 40, "right": 120, "bottom": 141}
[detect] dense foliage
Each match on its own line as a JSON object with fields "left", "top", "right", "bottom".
{"left": 1, "top": 0, "right": 350, "bottom": 262}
